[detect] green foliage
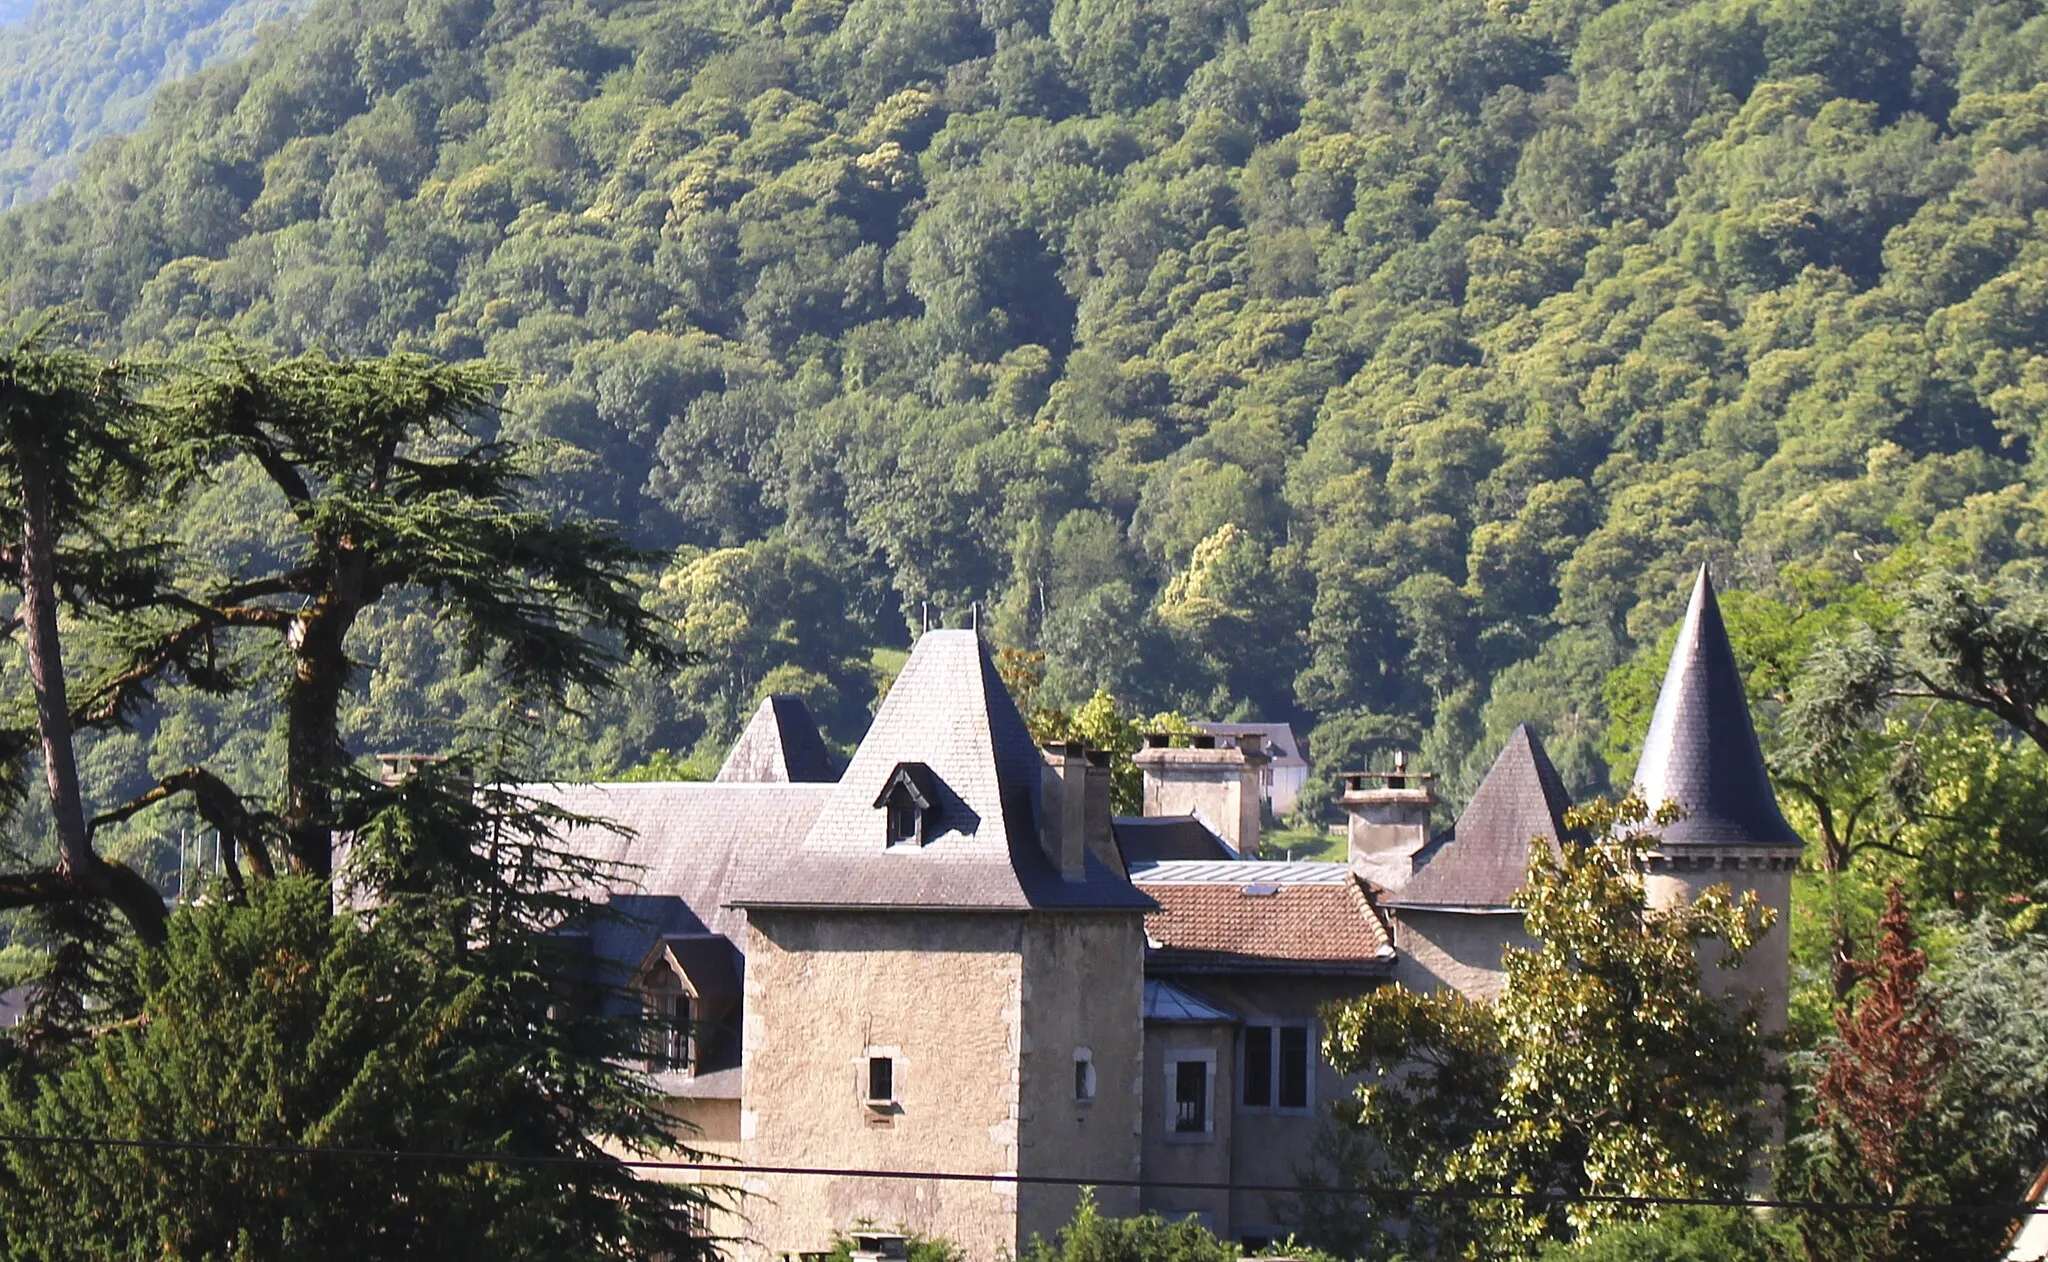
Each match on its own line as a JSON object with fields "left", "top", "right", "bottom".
{"left": 1536, "top": 1205, "right": 1793, "bottom": 1261}
{"left": 0, "top": 772, "right": 715, "bottom": 1258}
{"left": 1313, "top": 796, "right": 1774, "bottom": 1259}
{"left": 820, "top": 1229, "right": 967, "bottom": 1262}
{"left": 1019, "top": 1189, "right": 1239, "bottom": 1262}
{"left": 2, "top": 0, "right": 2045, "bottom": 812}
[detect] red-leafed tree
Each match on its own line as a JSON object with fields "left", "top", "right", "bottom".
{"left": 1787, "top": 882, "right": 2001, "bottom": 1261}
{"left": 1814, "top": 882, "right": 1962, "bottom": 1197}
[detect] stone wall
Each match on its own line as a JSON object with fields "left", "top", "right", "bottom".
{"left": 1017, "top": 914, "right": 1148, "bottom": 1241}
{"left": 1139, "top": 1021, "right": 1234, "bottom": 1232}
{"left": 739, "top": 910, "right": 1029, "bottom": 1261}
{"left": 1386, "top": 910, "right": 1532, "bottom": 1002}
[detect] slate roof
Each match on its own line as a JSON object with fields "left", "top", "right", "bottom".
{"left": 1134, "top": 868, "right": 1393, "bottom": 975}
{"left": 1131, "top": 859, "right": 1354, "bottom": 884}
{"left": 1193, "top": 722, "right": 1306, "bottom": 768}
{"left": 716, "top": 695, "right": 836, "bottom": 783}
{"left": 726, "top": 630, "right": 1153, "bottom": 912}
{"left": 524, "top": 780, "right": 831, "bottom": 985}
{"left": 1144, "top": 979, "right": 1238, "bottom": 1024}
{"left": 1113, "top": 816, "right": 1236, "bottom": 867}
{"left": 1632, "top": 567, "right": 1804, "bottom": 849}
{"left": 1386, "top": 724, "right": 1579, "bottom": 911}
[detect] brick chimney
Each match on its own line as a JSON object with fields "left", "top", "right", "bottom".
{"left": 1132, "top": 731, "right": 1269, "bottom": 857}
{"left": 1339, "top": 752, "right": 1436, "bottom": 891}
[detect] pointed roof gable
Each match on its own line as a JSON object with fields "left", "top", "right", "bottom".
{"left": 1631, "top": 567, "right": 1802, "bottom": 849}
{"left": 1386, "top": 724, "right": 1577, "bottom": 910}
{"left": 715, "top": 695, "right": 835, "bottom": 783}
{"left": 725, "top": 630, "right": 1151, "bottom": 911}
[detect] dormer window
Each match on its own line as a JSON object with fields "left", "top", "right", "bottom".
{"left": 641, "top": 965, "right": 692, "bottom": 1071}
{"left": 874, "top": 762, "right": 940, "bottom": 848}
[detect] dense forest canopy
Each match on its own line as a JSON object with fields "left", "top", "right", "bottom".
{"left": 3, "top": 0, "right": 2048, "bottom": 838}
{"left": 0, "top": 0, "right": 314, "bottom": 207}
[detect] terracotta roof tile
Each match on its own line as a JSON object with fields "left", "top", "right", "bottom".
{"left": 1136, "top": 877, "right": 1392, "bottom": 974}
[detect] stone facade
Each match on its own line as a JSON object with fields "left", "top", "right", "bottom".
{"left": 1385, "top": 909, "right": 1533, "bottom": 1003}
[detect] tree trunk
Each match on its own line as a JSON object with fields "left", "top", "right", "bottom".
{"left": 17, "top": 444, "right": 92, "bottom": 878}
{"left": 282, "top": 548, "right": 368, "bottom": 878}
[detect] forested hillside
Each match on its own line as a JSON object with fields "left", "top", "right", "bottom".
{"left": 4, "top": 0, "right": 2048, "bottom": 815}
{"left": 0, "top": 0, "right": 313, "bottom": 207}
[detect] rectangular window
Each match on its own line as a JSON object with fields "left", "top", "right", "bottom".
{"left": 867, "top": 1055, "right": 894, "bottom": 1103}
{"left": 1242, "top": 1024, "right": 1312, "bottom": 1110}
{"left": 1173, "top": 1059, "right": 1208, "bottom": 1133}
{"left": 1278, "top": 1026, "right": 1310, "bottom": 1109}
{"left": 1074, "top": 1058, "right": 1096, "bottom": 1102}
{"left": 643, "top": 990, "right": 691, "bottom": 1070}
{"left": 1243, "top": 1027, "right": 1273, "bottom": 1108}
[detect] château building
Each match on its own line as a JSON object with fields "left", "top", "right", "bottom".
{"left": 533, "top": 566, "right": 1797, "bottom": 1256}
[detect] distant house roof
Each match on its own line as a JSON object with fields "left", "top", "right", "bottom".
{"left": 1144, "top": 979, "right": 1238, "bottom": 1024}
{"left": 1113, "top": 816, "right": 1236, "bottom": 867}
{"left": 716, "top": 695, "right": 836, "bottom": 783}
{"left": 1632, "top": 567, "right": 1803, "bottom": 849}
{"left": 726, "top": 630, "right": 1152, "bottom": 913}
{"left": 1194, "top": 722, "right": 1305, "bottom": 768}
{"left": 1386, "top": 724, "right": 1580, "bottom": 912}
{"left": 1134, "top": 865, "right": 1392, "bottom": 975}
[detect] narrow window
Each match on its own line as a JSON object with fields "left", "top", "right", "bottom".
{"left": 1243, "top": 1025, "right": 1274, "bottom": 1108}
{"left": 887, "top": 796, "right": 919, "bottom": 845}
{"left": 1278, "top": 1025, "right": 1310, "bottom": 1109}
{"left": 1074, "top": 1057, "right": 1096, "bottom": 1102}
{"left": 1173, "top": 1060, "right": 1208, "bottom": 1133}
{"left": 641, "top": 975, "right": 690, "bottom": 1070}
{"left": 867, "top": 1055, "right": 895, "bottom": 1103}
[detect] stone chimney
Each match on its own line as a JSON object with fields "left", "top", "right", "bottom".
{"left": 1039, "top": 741, "right": 1092, "bottom": 881}
{"left": 1132, "top": 731, "right": 1269, "bottom": 857}
{"left": 1083, "top": 748, "right": 1122, "bottom": 877}
{"left": 1340, "top": 752, "right": 1437, "bottom": 891}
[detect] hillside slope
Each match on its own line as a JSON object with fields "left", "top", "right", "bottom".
{"left": 3, "top": 0, "right": 2048, "bottom": 804}
{"left": 0, "top": 0, "right": 313, "bottom": 206}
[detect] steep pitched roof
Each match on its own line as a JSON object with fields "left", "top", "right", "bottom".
{"left": 1632, "top": 567, "right": 1803, "bottom": 848}
{"left": 1193, "top": 722, "right": 1306, "bottom": 768}
{"left": 1387, "top": 724, "right": 1578, "bottom": 910}
{"left": 1113, "top": 816, "right": 1237, "bottom": 867}
{"left": 715, "top": 695, "right": 836, "bottom": 783}
{"left": 1134, "top": 866, "right": 1393, "bottom": 974}
{"left": 726, "top": 630, "right": 1152, "bottom": 911}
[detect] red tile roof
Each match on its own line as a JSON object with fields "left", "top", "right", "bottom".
{"left": 1138, "top": 879, "right": 1393, "bottom": 973}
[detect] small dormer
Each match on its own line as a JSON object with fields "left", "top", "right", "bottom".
{"left": 633, "top": 935, "right": 741, "bottom": 1077}
{"left": 874, "top": 762, "right": 940, "bottom": 847}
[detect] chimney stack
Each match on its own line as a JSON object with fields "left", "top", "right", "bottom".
{"left": 1039, "top": 741, "right": 1092, "bottom": 881}
{"left": 1132, "top": 731, "right": 1270, "bottom": 857}
{"left": 1339, "top": 753, "right": 1436, "bottom": 891}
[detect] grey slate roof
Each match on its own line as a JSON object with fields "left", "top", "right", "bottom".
{"left": 1632, "top": 567, "right": 1804, "bottom": 849}
{"left": 1130, "top": 859, "right": 1355, "bottom": 885}
{"left": 725, "top": 630, "right": 1153, "bottom": 911}
{"left": 1387, "top": 724, "right": 1579, "bottom": 911}
{"left": 716, "top": 695, "right": 836, "bottom": 783}
{"left": 1193, "top": 721, "right": 1305, "bottom": 768}
{"left": 525, "top": 780, "right": 832, "bottom": 978}
{"left": 1113, "top": 815, "right": 1236, "bottom": 867}
{"left": 1144, "top": 979, "right": 1238, "bottom": 1024}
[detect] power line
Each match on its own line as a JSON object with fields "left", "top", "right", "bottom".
{"left": 0, "top": 1132, "right": 2038, "bottom": 1218}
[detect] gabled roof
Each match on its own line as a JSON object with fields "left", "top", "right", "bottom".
{"left": 1633, "top": 567, "right": 1803, "bottom": 849}
{"left": 1112, "top": 815, "right": 1236, "bottom": 867}
{"left": 716, "top": 695, "right": 836, "bottom": 783}
{"left": 726, "top": 630, "right": 1152, "bottom": 912}
{"left": 1193, "top": 722, "right": 1306, "bottom": 768}
{"left": 1134, "top": 866, "right": 1393, "bottom": 975}
{"left": 1387, "top": 724, "right": 1579, "bottom": 911}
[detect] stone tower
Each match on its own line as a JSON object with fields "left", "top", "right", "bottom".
{"left": 1633, "top": 567, "right": 1804, "bottom": 1037}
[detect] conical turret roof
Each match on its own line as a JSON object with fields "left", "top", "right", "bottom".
{"left": 1631, "top": 567, "right": 1802, "bottom": 848}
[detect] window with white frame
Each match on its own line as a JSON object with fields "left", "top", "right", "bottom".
{"left": 1241, "top": 1023, "right": 1313, "bottom": 1111}
{"left": 1166, "top": 1051, "right": 1214, "bottom": 1138}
